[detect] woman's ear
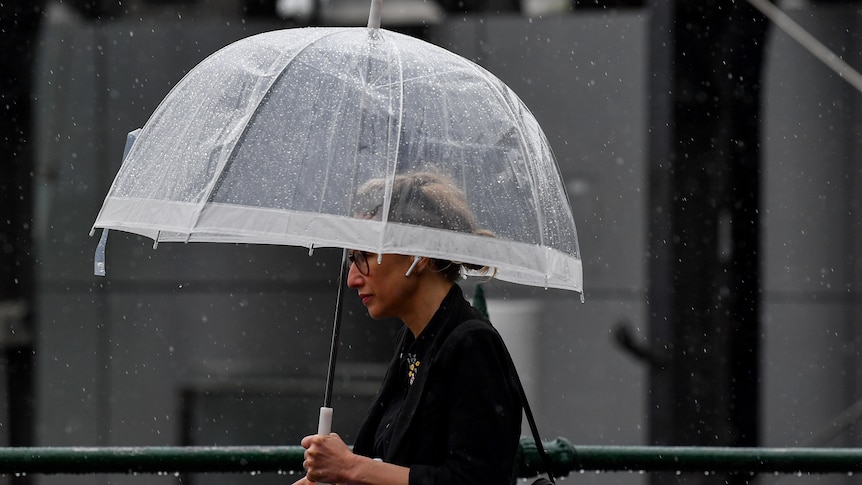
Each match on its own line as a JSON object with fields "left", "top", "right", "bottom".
{"left": 405, "top": 256, "right": 423, "bottom": 277}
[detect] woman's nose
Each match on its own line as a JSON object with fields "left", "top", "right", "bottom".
{"left": 346, "top": 262, "right": 363, "bottom": 288}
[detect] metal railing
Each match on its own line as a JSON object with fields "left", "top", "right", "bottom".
{"left": 1, "top": 439, "right": 861, "bottom": 476}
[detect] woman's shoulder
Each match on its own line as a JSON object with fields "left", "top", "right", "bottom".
{"left": 434, "top": 318, "right": 518, "bottom": 393}
{"left": 438, "top": 318, "right": 507, "bottom": 354}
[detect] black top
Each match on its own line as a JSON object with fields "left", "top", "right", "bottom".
{"left": 353, "top": 284, "right": 523, "bottom": 485}
{"left": 372, "top": 314, "right": 435, "bottom": 458}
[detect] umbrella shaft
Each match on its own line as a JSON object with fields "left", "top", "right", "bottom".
{"left": 323, "top": 248, "right": 348, "bottom": 408}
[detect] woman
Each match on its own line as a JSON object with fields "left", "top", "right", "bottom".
{"left": 293, "top": 172, "right": 522, "bottom": 485}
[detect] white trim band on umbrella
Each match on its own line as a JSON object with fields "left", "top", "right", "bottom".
{"left": 92, "top": 197, "right": 583, "bottom": 293}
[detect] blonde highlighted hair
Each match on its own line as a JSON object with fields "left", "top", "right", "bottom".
{"left": 354, "top": 171, "right": 494, "bottom": 282}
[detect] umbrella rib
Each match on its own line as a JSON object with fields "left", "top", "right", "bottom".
{"left": 458, "top": 55, "right": 562, "bottom": 286}
{"left": 317, "top": 30, "right": 379, "bottom": 215}
{"left": 373, "top": 30, "right": 406, "bottom": 255}
{"left": 374, "top": 69, "right": 463, "bottom": 89}
{"left": 451, "top": 57, "right": 549, "bottom": 252}
{"left": 325, "top": 30, "right": 389, "bottom": 217}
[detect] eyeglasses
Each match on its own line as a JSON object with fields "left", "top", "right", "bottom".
{"left": 347, "top": 250, "right": 371, "bottom": 275}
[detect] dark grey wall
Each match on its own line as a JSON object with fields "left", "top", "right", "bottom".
{"left": 761, "top": 5, "right": 862, "bottom": 459}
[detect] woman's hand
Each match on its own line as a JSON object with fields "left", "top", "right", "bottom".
{"left": 292, "top": 433, "right": 409, "bottom": 485}
{"left": 299, "top": 433, "right": 356, "bottom": 484}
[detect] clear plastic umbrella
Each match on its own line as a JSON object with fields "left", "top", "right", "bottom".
{"left": 90, "top": 0, "right": 582, "bottom": 442}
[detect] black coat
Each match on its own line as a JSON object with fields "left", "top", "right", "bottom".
{"left": 353, "top": 285, "right": 523, "bottom": 485}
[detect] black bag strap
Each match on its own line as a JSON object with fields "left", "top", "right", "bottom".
{"left": 470, "top": 285, "right": 556, "bottom": 483}
{"left": 507, "top": 351, "right": 556, "bottom": 484}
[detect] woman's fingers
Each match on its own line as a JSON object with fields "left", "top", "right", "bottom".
{"left": 300, "top": 434, "right": 316, "bottom": 449}
{"left": 302, "top": 433, "right": 350, "bottom": 484}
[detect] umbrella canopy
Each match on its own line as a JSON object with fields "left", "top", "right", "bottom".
{"left": 91, "top": 26, "right": 582, "bottom": 293}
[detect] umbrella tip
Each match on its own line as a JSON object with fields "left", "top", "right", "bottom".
{"left": 367, "top": 0, "right": 382, "bottom": 29}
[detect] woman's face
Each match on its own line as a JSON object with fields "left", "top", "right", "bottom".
{"left": 346, "top": 251, "right": 418, "bottom": 321}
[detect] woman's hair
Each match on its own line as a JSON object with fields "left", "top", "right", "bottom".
{"left": 354, "top": 171, "right": 494, "bottom": 282}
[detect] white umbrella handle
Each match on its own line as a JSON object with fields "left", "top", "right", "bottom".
{"left": 367, "top": 0, "right": 382, "bottom": 29}
{"left": 315, "top": 406, "right": 334, "bottom": 485}
{"left": 318, "top": 406, "right": 333, "bottom": 435}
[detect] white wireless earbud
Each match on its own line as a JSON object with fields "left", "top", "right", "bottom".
{"left": 405, "top": 256, "right": 422, "bottom": 277}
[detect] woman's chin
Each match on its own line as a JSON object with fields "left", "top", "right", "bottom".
{"left": 364, "top": 305, "right": 392, "bottom": 321}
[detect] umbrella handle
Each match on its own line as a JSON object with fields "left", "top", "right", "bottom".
{"left": 316, "top": 407, "right": 333, "bottom": 485}
{"left": 318, "top": 406, "right": 333, "bottom": 435}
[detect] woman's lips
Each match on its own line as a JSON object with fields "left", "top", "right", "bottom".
{"left": 359, "top": 293, "right": 372, "bottom": 304}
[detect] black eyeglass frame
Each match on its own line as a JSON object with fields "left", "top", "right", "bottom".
{"left": 347, "top": 250, "right": 371, "bottom": 275}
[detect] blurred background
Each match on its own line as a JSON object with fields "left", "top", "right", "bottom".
{"left": 1, "top": 0, "right": 861, "bottom": 484}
